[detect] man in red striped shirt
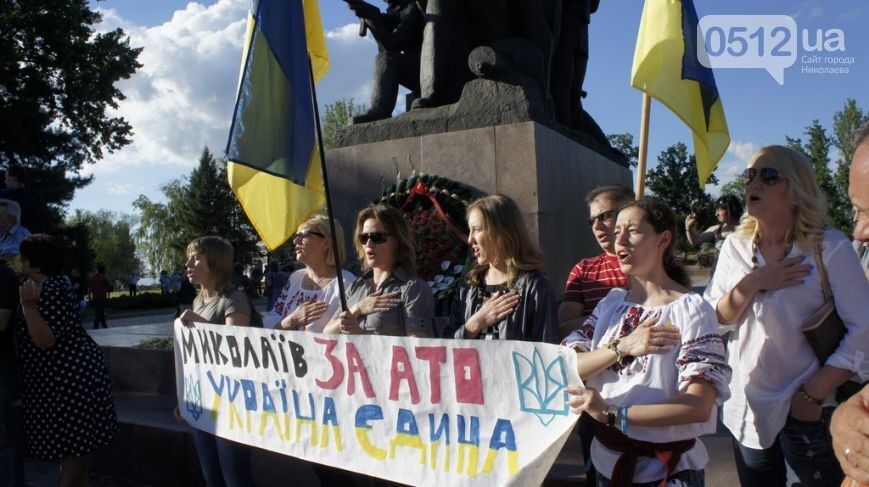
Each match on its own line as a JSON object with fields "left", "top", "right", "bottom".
{"left": 558, "top": 184, "right": 634, "bottom": 337}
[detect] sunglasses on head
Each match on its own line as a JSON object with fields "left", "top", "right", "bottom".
{"left": 293, "top": 229, "right": 325, "bottom": 241}
{"left": 358, "top": 232, "right": 390, "bottom": 245}
{"left": 742, "top": 167, "right": 785, "bottom": 186}
{"left": 587, "top": 209, "right": 618, "bottom": 226}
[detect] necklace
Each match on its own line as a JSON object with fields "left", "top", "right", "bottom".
{"left": 750, "top": 232, "right": 794, "bottom": 270}
{"left": 305, "top": 271, "right": 334, "bottom": 289}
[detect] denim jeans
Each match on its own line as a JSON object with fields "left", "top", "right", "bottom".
{"left": 0, "top": 360, "right": 24, "bottom": 487}
{"left": 595, "top": 468, "right": 705, "bottom": 487}
{"left": 93, "top": 298, "right": 108, "bottom": 329}
{"left": 192, "top": 429, "right": 255, "bottom": 487}
{"left": 732, "top": 408, "right": 843, "bottom": 486}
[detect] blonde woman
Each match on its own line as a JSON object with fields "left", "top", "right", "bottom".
{"left": 263, "top": 216, "right": 354, "bottom": 332}
{"left": 176, "top": 236, "right": 255, "bottom": 487}
{"left": 323, "top": 205, "right": 433, "bottom": 337}
{"left": 705, "top": 146, "right": 869, "bottom": 486}
{"left": 443, "top": 194, "right": 559, "bottom": 343}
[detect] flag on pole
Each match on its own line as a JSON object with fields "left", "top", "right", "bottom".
{"left": 226, "top": 0, "right": 329, "bottom": 250}
{"left": 631, "top": 0, "right": 729, "bottom": 188}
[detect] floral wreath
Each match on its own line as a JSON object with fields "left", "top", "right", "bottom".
{"left": 377, "top": 173, "right": 476, "bottom": 300}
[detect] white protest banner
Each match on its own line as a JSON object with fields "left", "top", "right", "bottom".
{"left": 174, "top": 322, "right": 581, "bottom": 486}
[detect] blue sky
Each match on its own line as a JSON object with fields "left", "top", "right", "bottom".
{"left": 73, "top": 0, "right": 869, "bottom": 216}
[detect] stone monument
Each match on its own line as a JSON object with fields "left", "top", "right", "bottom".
{"left": 334, "top": 0, "right": 631, "bottom": 292}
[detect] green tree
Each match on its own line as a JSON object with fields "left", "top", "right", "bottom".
{"left": 607, "top": 133, "right": 639, "bottom": 168}
{"left": 832, "top": 99, "right": 868, "bottom": 204}
{"left": 719, "top": 177, "right": 746, "bottom": 201}
{"left": 133, "top": 191, "right": 186, "bottom": 275}
{"left": 175, "top": 147, "right": 259, "bottom": 264}
{"left": 0, "top": 0, "right": 142, "bottom": 231}
{"left": 68, "top": 210, "right": 139, "bottom": 281}
{"left": 645, "top": 143, "right": 719, "bottom": 254}
{"left": 321, "top": 98, "right": 366, "bottom": 149}
{"left": 786, "top": 120, "right": 852, "bottom": 231}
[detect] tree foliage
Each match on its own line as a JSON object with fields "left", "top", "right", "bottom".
{"left": 321, "top": 98, "right": 366, "bottom": 149}
{"left": 0, "top": 0, "right": 142, "bottom": 232}
{"left": 68, "top": 209, "right": 139, "bottom": 280}
{"left": 133, "top": 148, "right": 260, "bottom": 275}
{"left": 719, "top": 177, "right": 746, "bottom": 201}
{"left": 607, "top": 133, "right": 639, "bottom": 168}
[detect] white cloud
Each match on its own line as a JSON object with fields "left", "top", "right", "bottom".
{"left": 80, "top": 6, "right": 378, "bottom": 210}
{"left": 707, "top": 140, "right": 761, "bottom": 196}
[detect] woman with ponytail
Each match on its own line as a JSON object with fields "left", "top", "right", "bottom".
{"left": 564, "top": 198, "right": 731, "bottom": 486}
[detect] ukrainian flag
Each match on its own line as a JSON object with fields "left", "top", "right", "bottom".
{"left": 631, "top": 0, "right": 730, "bottom": 188}
{"left": 226, "top": 0, "right": 329, "bottom": 250}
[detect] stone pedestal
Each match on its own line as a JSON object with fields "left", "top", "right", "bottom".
{"left": 326, "top": 121, "right": 631, "bottom": 297}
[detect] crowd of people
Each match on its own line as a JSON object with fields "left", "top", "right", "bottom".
{"left": 2, "top": 128, "right": 869, "bottom": 487}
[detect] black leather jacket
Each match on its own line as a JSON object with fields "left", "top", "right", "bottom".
{"left": 443, "top": 270, "right": 559, "bottom": 344}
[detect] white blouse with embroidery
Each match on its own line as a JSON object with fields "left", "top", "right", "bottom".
{"left": 563, "top": 289, "right": 731, "bottom": 483}
{"left": 262, "top": 269, "right": 356, "bottom": 332}
{"left": 704, "top": 229, "right": 869, "bottom": 449}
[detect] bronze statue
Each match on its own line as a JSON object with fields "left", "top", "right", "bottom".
{"left": 345, "top": 0, "right": 425, "bottom": 123}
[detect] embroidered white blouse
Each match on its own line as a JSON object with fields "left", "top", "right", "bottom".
{"left": 564, "top": 289, "right": 731, "bottom": 483}
{"left": 704, "top": 229, "right": 869, "bottom": 449}
{"left": 262, "top": 269, "right": 356, "bottom": 332}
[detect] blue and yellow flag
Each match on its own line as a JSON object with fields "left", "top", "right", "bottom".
{"left": 226, "top": 0, "right": 329, "bottom": 250}
{"left": 631, "top": 0, "right": 729, "bottom": 188}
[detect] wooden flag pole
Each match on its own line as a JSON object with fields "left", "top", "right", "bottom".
{"left": 308, "top": 57, "right": 348, "bottom": 312}
{"left": 636, "top": 93, "right": 652, "bottom": 200}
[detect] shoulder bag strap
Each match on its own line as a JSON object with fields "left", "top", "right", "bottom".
{"left": 814, "top": 244, "right": 833, "bottom": 304}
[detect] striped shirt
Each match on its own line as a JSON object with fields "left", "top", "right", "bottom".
{"left": 563, "top": 253, "right": 628, "bottom": 315}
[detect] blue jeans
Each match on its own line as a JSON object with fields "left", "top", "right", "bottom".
{"left": 192, "top": 429, "right": 255, "bottom": 487}
{"left": 0, "top": 360, "right": 24, "bottom": 487}
{"left": 732, "top": 408, "right": 843, "bottom": 486}
{"left": 595, "top": 469, "right": 705, "bottom": 486}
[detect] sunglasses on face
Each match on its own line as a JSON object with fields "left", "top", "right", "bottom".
{"left": 742, "top": 167, "right": 785, "bottom": 186}
{"left": 293, "top": 229, "right": 325, "bottom": 241}
{"left": 587, "top": 209, "right": 618, "bottom": 226}
{"left": 358, "top": 232, "right": 390, "bottom": 245}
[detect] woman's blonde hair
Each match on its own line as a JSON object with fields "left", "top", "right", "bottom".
{"left": 466, "top": 194, "right": 545, "bottom": 287}
{"left": 736, "top": 145, "right": 827, "bottom": 249}
{"left": 354, "top": 205, "right": 417, "bottom": 275}
{"left": 187, "top": 236, "right": 234, "bottom": 292}
{"left": 300, "top": 214, "right": 346, "bottom": 268}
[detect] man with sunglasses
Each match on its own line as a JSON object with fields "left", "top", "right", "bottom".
{"left": 558, "top": 184, "right": 633, "bottom": 486}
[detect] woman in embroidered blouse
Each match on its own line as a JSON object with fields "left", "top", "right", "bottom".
{"left": 262, "top": 215, "right": 354, "bottom": 332}
{"left": 323, "top": 204, "right": 434, "bottom": 337}
{"left": 566, "top": 198, "right": 731, "bottom": 487}
{"left": 442, "top": 194, "right": 559, "bottom": 343}
{"left": 704, "top": 145, "right": 869, "bottom": 486}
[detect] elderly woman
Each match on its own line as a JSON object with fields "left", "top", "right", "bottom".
{"left": 263, "top": 215, "right": 355, "bottom": 332}
{"left": 566, "top": 199, "right": 731, "bottom": 487}
{"left": 442, "top": 194, "right": 559, "bottom": 343}
{"left": 323, "top": 204, "right": 433, "bottom": 337}
{"left": 16, "top": 235, "right": 117, "bottom": 487}
{"left": 705, "top": 145, "right": 869, "bottom": 486}
{"left": 685, "top": 194, "right": 742, "bottom": 250}
{"left": 176, "top": 236, "right": 256, "bottom": 487}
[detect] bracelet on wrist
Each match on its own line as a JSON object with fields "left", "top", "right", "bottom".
{"left": 798, "top": 385, "right": 823, "bottom": 405}
{"left": 605, "top": 338, "right": 623, "bottom": 364}
{"left": 606, "top": 405, "right": 618, "bottom": 427}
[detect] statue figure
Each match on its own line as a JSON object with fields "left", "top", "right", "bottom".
{"left": 345, "top": 0, "right": 425, "bottom": 123}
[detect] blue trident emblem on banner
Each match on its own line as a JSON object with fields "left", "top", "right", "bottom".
{"left": 512, "top": 349, "right": 569, "bottom": 426}
{"left": 184, "top": 375, "right": 203, "bottom": 421}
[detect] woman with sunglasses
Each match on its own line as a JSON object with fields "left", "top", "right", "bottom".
{"left": 262, "top": 215, "right": 354, "bottom": 332}
{"left": 323, "top": 204, "right": 434, "bottom": 337}
{"left": 565, "top": 198, "right": 730, "bottom": 487}
{"left": 685, "top": 194, "right": 743, "bottom": 250}
{"left": 443, "top": 194, "right": 559, "bottom": 344}
{"left": 705, "top": 145, "right": 869, "bottom": 486}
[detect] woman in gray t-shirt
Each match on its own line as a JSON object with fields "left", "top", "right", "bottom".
{"left": 176, "top": 236, "right": 255, "bottom": 486}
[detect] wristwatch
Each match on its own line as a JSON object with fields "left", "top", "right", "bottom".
{"left": 606, "top": 405, "right": 618, "bottom": 427}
